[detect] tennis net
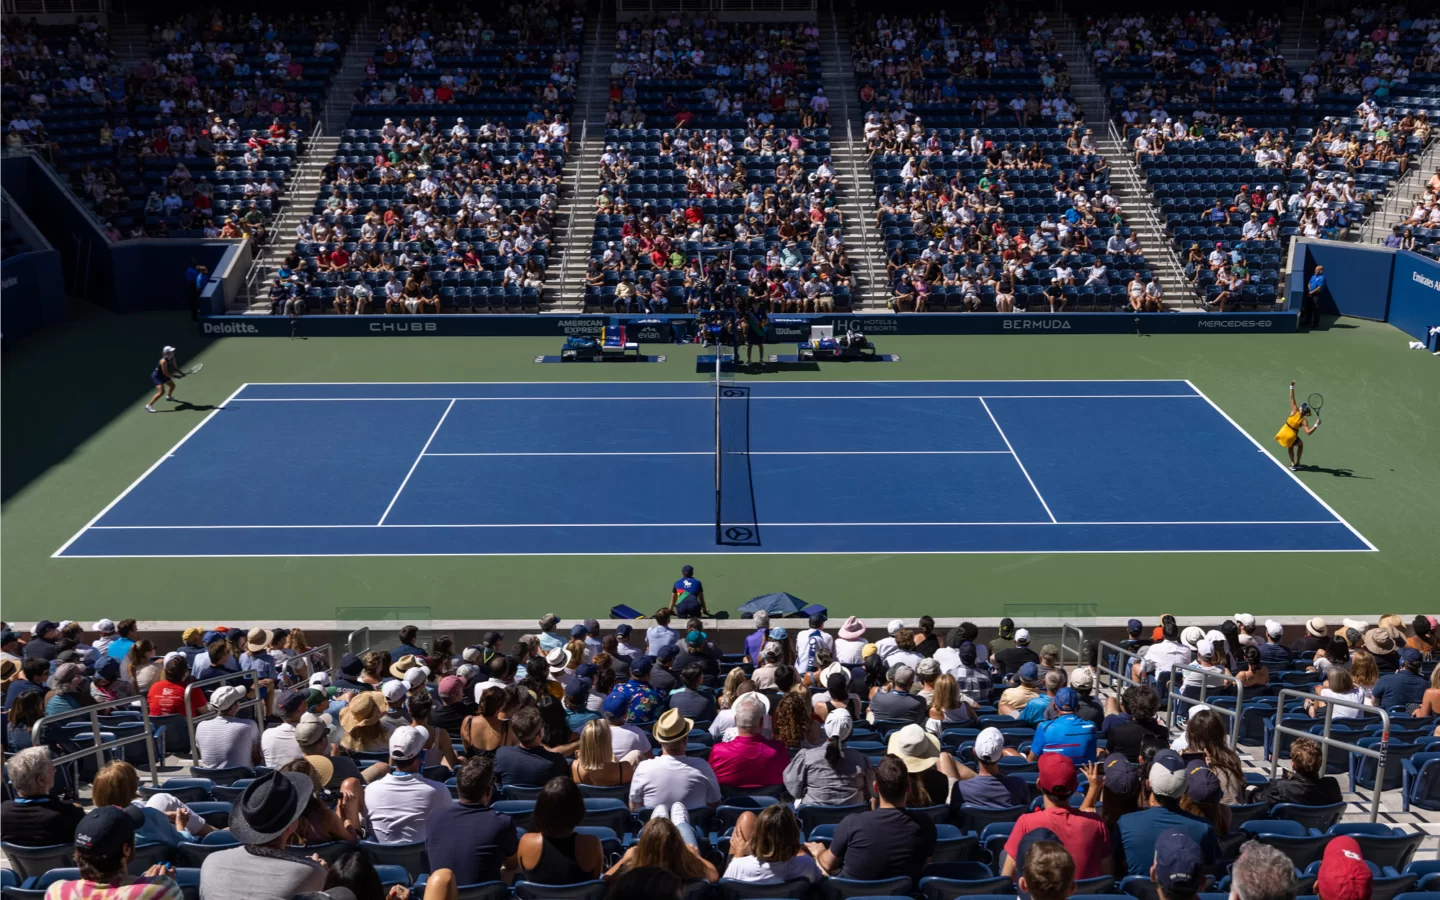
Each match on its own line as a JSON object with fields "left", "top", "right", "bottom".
{"left": 714, "top": 369, "right": 758, "bottom": 546}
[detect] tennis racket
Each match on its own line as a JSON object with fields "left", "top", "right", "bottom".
{"left": 183, "top": 363, "right": 203, "bottom": 376}
{"left": 1307, "top": 392, "right": 1323, "bottom": 425}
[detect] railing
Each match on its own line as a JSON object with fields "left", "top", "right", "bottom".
{"left": 238, "top": 119, "right": 326, "bottom": 309}
{"left": 1107, "top": 120, "right": 1192, "bottom": 308}
{"left": 826, "top": 6, "right": 879, "bottom": 306}
{"left": 1096, "top": 640, "right": 1147, "bottom": 698}
{"left": 1166, "top": 663, "right": 1244, "bottom": 748}
{"left": 30, "top": 695, "right": 159, "bottom": 786}
{"left": 1361, "top": 135, "right": 1440, "bottom": 245}
{"left": 1059, "top": 623, "right": 1085, "bottom": 671}
{"left": 557, "top": 121, "right": 590, "bottom": 307}
{"left": 346, "top": 627, "right": 372, "bottom": 657}
{"left": 182, "top": 671, "right": 265, "bottom": 768}
{"left": 1270, "top": 688, "right": 1389, "bottom": 822}
{"left": 277, "top": 643, "right": 334, "bottom": 684}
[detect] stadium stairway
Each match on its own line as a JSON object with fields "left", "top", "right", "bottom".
{"left": 239, "top": 16, "right": 371, "bottom": 312}
{"left": 109, "top": 21, "right": 150, "bottom": 68}
{"left": 1054, "top": 6, "right": 1194, "bottom": 307}
{"left": 1362, "top": 137, "right": 1440, "bottom": 244}
{"left": 821, "top": 6, "right": 884, "bottom": 309}
{"left": 552, "top": 12, "right": 614, "bottom": 312}
{"left": 1279, "top": 6, "right": 1323, "bottom": 68}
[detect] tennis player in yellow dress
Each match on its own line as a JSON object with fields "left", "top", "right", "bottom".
{"left": 1275, "top": 380, "right": 1320, "bottom": 470}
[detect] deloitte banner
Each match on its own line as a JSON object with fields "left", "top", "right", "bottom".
{"left": 199, "top": 310, "right": 1298, "bottom": 338}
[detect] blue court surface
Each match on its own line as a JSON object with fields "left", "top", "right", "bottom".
{"left": 55, "top": 380, "right": 1374, "bottom": 558}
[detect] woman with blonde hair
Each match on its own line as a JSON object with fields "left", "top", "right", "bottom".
{"left": 1349, "top": 649, "right": 1379, "bottom": 702}
{"left": 927, "top": 674, "right": 976, "bottom": 731}
{"left": 1417, "top": 665, "right": 1440, "bottom": 717}
{"left": 570, "top": 719, "right": 642, "bottom": 786}
{"left": 724, "top": 804, "right": 823, "bottom": 883}
{"left": 605, "top": 814, "right": 719, "bottom": 883}
{"left": 719, "top": 668, "right": 747, "bottom": 709}
{"left": 93, "top": 760, "right": 216, "bottom": 846}
{"left": 1307, "top": 667, "right": 1369, "bottom": 719}
{"left": 338, "top": 693, "right": 389, "bottom": 752}
{"left": 124, "top": 640, "right": 161, "bottom": 692}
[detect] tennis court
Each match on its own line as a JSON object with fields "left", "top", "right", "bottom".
{"left": 54, "top": 379, "right": 1373, "bottom": 558}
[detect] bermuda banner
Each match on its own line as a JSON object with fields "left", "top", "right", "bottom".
{"left": 199, "top": 310, "right": 1299, "bottom": 338}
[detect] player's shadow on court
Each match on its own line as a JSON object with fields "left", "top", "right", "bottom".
{"left": 1297, "top": 464, "right": 1371, "bottom": 479}
{"left": 747, "top": 361, "right": 820, "bottom": 373}
{"left": 159, "top": 401, "right": 221, "bottom": 413}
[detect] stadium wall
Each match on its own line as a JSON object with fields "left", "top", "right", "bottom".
{"left": 198, "top": 310, "right": 1299, "bottom": 338}
{"left": 1290, "top": 238, "right": 1440, "bottom": 343}
{"left": 1, "top": 189, "right": 68, "bottom": 344}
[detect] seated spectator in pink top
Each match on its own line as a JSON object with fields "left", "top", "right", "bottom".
{"left": 708, "top": 695, "right": 789, "bottom": 791}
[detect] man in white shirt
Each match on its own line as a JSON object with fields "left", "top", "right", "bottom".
{"left": 260, "top": 690, "right": 307, "bottom": 768}
{"left": 874, "top": 620, "right": 904, "bottom": 660}
{"left": 794, "top": 615, "right": 834, "bottom": 674}
{"left": 1133, "top": 616, "right": 1193, "bottom": 682}
{"left": 363, "top": 726, "right": 452, "bottom": 844}
{"left": 603, "top": 693, "right": 653, "bottom": 759}
{"left": 194, "top": 685, "right": 261, "bottom": 770}
{"left": 630, "top": 709, "right": 721, "bottom": 811}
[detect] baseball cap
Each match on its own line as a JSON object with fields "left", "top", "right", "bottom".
{"left": 632, "top": 657, "right": 654, "bottom": 676}
{"left": 1266, "top": 619, "right": 1285, "bottom": 637}
{"left": 887, "top": 619, "right": 904, "bottom": 635}
{"left": 1015, "top": 826, "right": 1062, "bottom": 870}
{"left": 95, "top": 658, "right": 121, "bottom": 682}
{"left": 294, "top": 712, "right": 331, "bottom": 746}
{"left": 686, "top": 630, "right": 707, "bottom": 644}
{"left": 1316, "top": 836, "right": 1372, "bottom": 900}
{"left": 438, "top": 675, "right": 464, "bottom": 700}
{"left": 1401, "top": 647, "right": 1423, "bottom": 665}
{"left": 276, "top": 689, "right": 306, "bottom": 716}
{"left": 389, "top": 725, "right": 429, "bottom": 762}
{"left": 565, "top": 677, "right": 592, "bottom": 699}
{"left": 0, "top": 630, "right": 17, "bottom": 645}
{"left": 33, "top": 620, "right": 57, "bottom": 636}
{"left": 1017, "top": 662, "right": 1040, "bottom": 682}
{"left": 74, "top": 805, "right": 146, "bottom": 855}
{"left": 570, "top": 624, "right": 588, "bottom": 638}
{"left": 823, "top": 708, "right": 853, "bottom": 741}
{"left": 657, "top": 645, "right": 679, "bottom": 662}
{"left": 584, "top": 618, "right": 600, "bottom": 634}
{"left": 483, "top": 630, "right": 504, "bottom": 646}
{"left": 1236, "top": 613, "right": 1255, "bottom": 627}
{"left": 974, "top": 727, "right": 1006, "bottom": 763}
{"left": 1069, "top": 668, "right": 1094, "bottom": 690}
{"left": 1149, "top": 749, "right": 1188, "bottom": 799}
{"left": 308, "top": 671, "right": 331, "bottom": 689}
{"left": 539, "top": 613, "right": 560, "bottom": 630}
{"left": 95, "top": 619, "right": 118, "bottom": 634}
{"left": 210, "top": 685, "right": 247, "bottom": 713}
{"left": 1127, "top": 618, "right": 1143, "bottom": 633}
{"left": 1014, "top": 628, "right": 1031, "bottom": 644}
{"left": 339, "top": 653, "right": 363, "bottom": 676}
{"left": 1104, "top": 755, "right": 1140, "bottom": 794}
{"left": 1185, "top": 763, "right": 1222, "bottom": 804}
{"left": 615, "top": 624, "right": 633, "bottom": 638}
{"left": 917, "top": 658, "right": 941, "bottom": 677}
{"left": 576, "top": 663, "right": 599, "bottom": 679}
{"left": 1054, "top": 687, "right": 1078, "bottom": 711}
{"left": 1154, "top": 830, "right": 1205, "bottom": 893}
{"left": 682, "top": 565, "right": 694, "bottom": 575}
{"left": 602, "top": 691, "right": 629, "bottom": 718}
{"left": 181, "top": 626, "right": 202, "bottom": 642}
{"left": 1037, "top": 752, "right": 1078, "bottom": 794}
{"left": 381, "top": 680, "right": 408, "bottom": 703}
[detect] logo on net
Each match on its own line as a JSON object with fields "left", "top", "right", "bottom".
{"left": 202, "top": 321, "right": 259, "bottom": 334}
{"left": 369, "top": 322, "right": 439, "bottom": 332}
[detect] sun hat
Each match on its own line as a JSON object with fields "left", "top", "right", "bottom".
{"left": 838, "top": 617, "right": 866, "bottom": 640}
{"left": 229, "top": 770, "right": 315, "bottom": 844}
{"left": 339, "top": 693, "right": 383, "bottom": 730}
{"left": 209, "top": 685, "right": 247, "bottom": 713}
{"left": 823, "top": 708, "right": 853, "bottom": 742}
{"left": 974, "top": 727, "right": 1006, "bottom": 763}
{"left": 1037, "top": 753, "right": 1078, "bottom": 793}
{"left": 1363, "top": 628, "right": 1397, "bottom": 655}
{"left": 246, "top": 627, "right": 268, "bottom": 653}
{"left": 389, "top": 725, "right": 429, "bottom": 762}
{"left": 389, "top": 654, "right": 422, "bottom": 679}
{"left": 653, "top": 708, "right": 693, "bottom": 743}
{"left": 887, "top": 724, "right": 942, "bottom": 772}
{"left": 1155, "top": 830, "right": 1206, "bottom": 893}
{"left": 1316, "top": 836, "right": 1372, "bottom": 900}
{"left": 1149, "top": 749, "right": 1189, "bottom": 799}
{"left": 299, "top": 755, "right": 333, "bottom": 793}
{"left": 1343, "top": 618, "right": 1369, "bottom": 634}
{"left": 1180, "top": 626, "right": 1205, "bottom": 650}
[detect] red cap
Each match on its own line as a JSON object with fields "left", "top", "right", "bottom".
{"left": 1316, "top": 837, "right": 1372, "bottom": 900}
{"left": 1037, "top": 753, "right": 1078, "bottom": 794}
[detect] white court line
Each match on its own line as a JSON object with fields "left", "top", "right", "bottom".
{"left": 376, "top": 399, "right": 455, "bottom": 526}
{"left": 240, "top": 378, "right": 1196, "bottom": 386}
{"left": 226, "top": 394, "right": 1202, "bottom": 402}
{"left": 978, "top": 398, "right": 1058, "bottom": 524}
{"left": 1183, "top": 379, "right": 1378, "bottom": 552}
{"left": 423, "top": 450, "right": 1014, "bottom": 457}
{"left": 85, "top": 520, "right": 1346, "bottom": 530}
{"left": 59, "top": 548, "right": 1379, "bottom": 559}
{"left": 52, "top": 383, "right": 251, "bottom": 558}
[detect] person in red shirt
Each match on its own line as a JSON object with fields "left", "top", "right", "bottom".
{"left": 1002, "top": 754, "right": 1112, "bottom": 880}
{"left": 328, "top": 246, "right": 351, "bottom": 271}
{"left": 707, "top": 695, "right": 787, "bottom": 790}
{"left": 146, "top": 655, "right": 205, "bottom": 717}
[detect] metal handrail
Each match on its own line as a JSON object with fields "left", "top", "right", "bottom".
{"left": 1107, "top": 120, "right": 1191, "bottom": 308}
{"left": 558, "top": 121, "right": 589, "bottom": 305}
{"left": 1059, "top": 623, "right": 1085, "bottom": 671}
{"left": 346, "top": 627, "right": 372, "bottom": 657}
{"left": 1096, "top": 640, "right": 1147, "bottom": 698}
{"left": 30, "top": 695, "right": 159, "bottom": 786}
{"left": 239, "top": 119, "right": 326, "bottom": 308}
{"left": 1166, "top": 663, "right": 1244, "bottom": 748}
{"left": 277, "top": 643, "right": 333, "bottom": 684}
{"left": 826, "top": 5, "right": 879, "bottom": 306}
{"left": 1270, "top": 688, "right": 1389, "bottom": 822}
{"left": 182, "top": 671, "right": 265, "bottom": 768}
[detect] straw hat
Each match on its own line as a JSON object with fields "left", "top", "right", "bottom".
{"left": 339, "top": 692, "right": 383, "bottom": 731}
{"left": 301, "top": 755, "right": 334, "bottom": 793}
{"left": 389, "top": 655, "right": 422, "bottom": 680}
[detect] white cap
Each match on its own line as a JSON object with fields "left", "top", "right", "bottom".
{"left": 58, "top": 621, "right": 73, "bottom": 631}
{"left": 1205, "top": 630, "right": 1228, "bottom": 651}
{"left": 1196, "top": 639, "right": 1215, "bottom": 660}
{"left": 209, "top": 685, "right": 247, "bottom": 713}
{"left": 823, "top": 708, "right": 852, "bottom": 741}
{"left": 1181, "top": 626, "right": 1205, "bottom": 650}
{"left": 163, "top": 345, "right": 176, "bottom": 353}
{"left": 1235, "top": 613, "right": 1255, "bottom": 627}
{"left": 388, "top": 725, "right": 429, "bottom": 761}
{"left": 163, "top": 651, "right": 185, "bottom": 666}
{"left": 474, "top": 679, "right": 506, "bottom": 705}
{"left": 403, "top": 667, "right": 429, "bottom": 690}
{"left": 1014, "top": 628, "right": 1031, "bottom": 644}
{"left": 1343, "top": 618, "right": 1368, "bottom": 633}
{"left": 887, "top": 619, "right": 904, "bottom": 635}
{"left": 1266, "top": 619, "right": 1284, "bottom": 638}
{"left": 975, "top": 726, "right": 1006, "bottom": 762}
{"left": 381, "top": 680, "right": 408, "bottom": 702}
{"left": 309, "top": 671, "right": 331, "bottom": 688}
{"left": 95, "top": 619, "right": 116, "bottom": 634}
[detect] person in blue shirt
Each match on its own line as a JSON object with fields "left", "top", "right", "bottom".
{"left": 670, "top": 565, "right": 708, "bottom": 618}
{"left": 1373, "top": 648, "right": 1428, "bottom": 710}
{"left": 106, "top": 619, "right": 138, "bottom": 661}
{"left": 1116, "top": 751, "right": 1221, "bottom": 877}
{"left": 1029, "top": 688, "right": 1099, "bottom": 763}
{"left": 1303, "top": 265, "right": 1325, "bottom": 328}
{"left": 391, "top": 625, "right": 426, "bottom": 660}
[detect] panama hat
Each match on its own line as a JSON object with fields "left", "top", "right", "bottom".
{"left": 887, "top": 724, "right": 942, "bottom": 772}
